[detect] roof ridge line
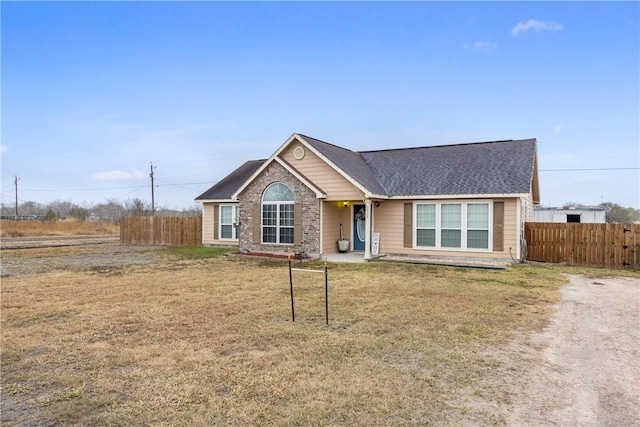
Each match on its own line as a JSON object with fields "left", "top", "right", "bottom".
{"left": 358, "top": 139, "right": 529, "bottom": 154}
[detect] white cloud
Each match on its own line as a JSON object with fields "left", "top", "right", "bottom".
{"left": 93, "top": 170, "right": 148, "bottom": 181}
{"left": 0, "top": 145, "right": 7, "bottom": 154}
{"left": 512, "top": 19, "right": 563, "bottom": 36}
{"left": 554, "top": 124, "right": 563, "bottom": 134}
{"left": 466, "top": 41, "right": 498, "bottom": 52}
{"left": 132, "top": 169, "right": 147, "bottom": 179}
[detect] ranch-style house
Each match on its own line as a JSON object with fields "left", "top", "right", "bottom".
{"left": 195, "top": 133, "right": 540, "bottom": 263}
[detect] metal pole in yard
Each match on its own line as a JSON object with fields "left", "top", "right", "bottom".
{"left": 288, "top": 252, "right": 295, "bottom": 322}
{"left": 324, "top": 255, "right": 329, "bottom": 325}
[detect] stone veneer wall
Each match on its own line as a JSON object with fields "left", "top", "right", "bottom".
{"left": 237, "top": 161, "right": 320, "bottom": 256}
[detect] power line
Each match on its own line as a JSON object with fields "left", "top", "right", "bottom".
{"left": 114, "top": 181, "right": 151, "bottom": 199}
{"left": 156, "top": 180, "right": 217, "bottom": 187}
{"left": 10, "top": 180, "right": 217, "bottom": 193}
{"left": 540, "top": 167, "right": 639, "bottom": 172}
{"left": 155, "top": 178, "right": 214, "bottom": 192}
{"left": 16, "top": 184, "right": 153, "bottom": 192}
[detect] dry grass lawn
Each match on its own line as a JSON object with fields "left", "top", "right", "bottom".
{"left": 1, "top": 249, "right": 571, "bottom": 425}
{"left": 0, "top": 219, "right": 118, "bottom": 238}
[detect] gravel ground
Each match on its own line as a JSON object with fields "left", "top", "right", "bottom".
{"left": 1, "top": 239, "right": 163, "bottom": 278}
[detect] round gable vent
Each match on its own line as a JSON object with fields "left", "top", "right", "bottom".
{"left": 293, "top": 146, "right": 305, "bottom": 160}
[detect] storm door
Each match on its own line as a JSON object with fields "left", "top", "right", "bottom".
{"left": 353, "top": 204, "right": 366, "bottom": 251}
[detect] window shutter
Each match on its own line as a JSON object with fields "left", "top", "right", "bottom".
{"left": 294, "top": 203, "right": 302, "bottom": 245}
{"left": 404, "top": 203, "right": 413, "bottom": 248}
{"left": 493, "top": 201, "right": 504, "bottom": 252}
{"left": 213, "top": 205, "right": 219, "bottom": 240}
{"left": 253, "top": 203, "right": 261, "bottom": 245}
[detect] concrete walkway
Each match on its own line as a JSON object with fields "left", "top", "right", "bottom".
{"left": 324, "top": 251, "right": 512, "bottom": 269}
{"left": 325, "top": 251, "right": 366, "bottom": 263}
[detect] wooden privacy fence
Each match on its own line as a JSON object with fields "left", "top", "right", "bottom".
{"left": 525, "top": 223, "right": 639, "bottom": 270}
{"left": 120, "top": 217, "right": 202, "bottom": 246}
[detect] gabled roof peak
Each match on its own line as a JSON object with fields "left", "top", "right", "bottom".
{"left": 295, "top": 133, "right": 356, "bottom": 153}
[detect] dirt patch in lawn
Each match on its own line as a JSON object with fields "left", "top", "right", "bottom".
{"left": 0, "top": 243, "right": 163, "bottom": 277}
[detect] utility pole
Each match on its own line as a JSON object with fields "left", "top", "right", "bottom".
{"left": 150, "top": 163, "right": 155, "bottom": 216}
{"left": 14, "top": 175, "right": 19, "bottom": 217}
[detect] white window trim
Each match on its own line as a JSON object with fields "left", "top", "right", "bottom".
{"left": 261, "top": 183, "right": 295, "bottom": 245}
{"left": 413, "top": 200, "right": 493, "bottom": 252}
{"left": 219, "top": 204, "right": 239, "bottom": 241}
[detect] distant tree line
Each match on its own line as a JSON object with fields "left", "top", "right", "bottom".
{"left": 598, "top": 202, "right": 640, "bottom": 224}
{"left": 0, "top": 198, "right": 202, "bottom": 224}
{"left": 3, "top": 198, "right": 637, "bottom": 224}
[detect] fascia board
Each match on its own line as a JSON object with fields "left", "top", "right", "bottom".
{"left": 364, "top": 192, "right": 389, "bottom": 200}
{"left": 387, "top": 193, "right": 530, "bottom": 200}
{"left": 196, "top": 199, "right": 238, "bottom": 203}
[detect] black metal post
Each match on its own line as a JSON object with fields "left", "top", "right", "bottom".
{"left": 324, "top": 257, "right": 329, "bottom": 325}
{"left": 289, "top": 259, "right": 295, "bottom": 322}
{"left": 325, "top": 267, "right": 329, "bottom": 325}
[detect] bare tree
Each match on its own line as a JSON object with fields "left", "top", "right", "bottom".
{"left": 123, "top": 198, "right": 151, "bottom": 217}
{"left": 93, "top": 198, "right": 126, "bottom": 224}
{"left": 182, "top": 204, "right": 202, "bottom": 217}
{"left": 599, "top": 202, "right": 640, "bottom": 224}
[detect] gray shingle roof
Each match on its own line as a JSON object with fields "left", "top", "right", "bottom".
{"left": 300, "top": 135, "right": 536, "bottom": 197}
{"left": 361, "top": 139, "right": 537, "bottom": 196}
{"left": 195, "top": 159, "right": 265, "bottom": 201}
{"left": 298, "top": 134, "right": 388, "bottom": 196}
{"left": 195, "top": 135, "right": 537, "bottom": 201}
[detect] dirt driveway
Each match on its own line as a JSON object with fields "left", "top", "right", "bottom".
{"left": 478, "top": 274, "right": 640, "bottom": 426}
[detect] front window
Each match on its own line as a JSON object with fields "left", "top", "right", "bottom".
{"left": 416, "top": 204, "right": 436, "bottom": 247}
{"left": 414, "top": 201, "right": 491, "bottom": 251}
{"left": 262, "top": 183, "right": 294, "bottom": 244}
{"left": 441, "top": 203, "right": 462, "bottom": 248}
{"left": 467, "top": 203, "right": 489, "bottom": 249}
{"left": 220, "top": 205, "right": 239, "bottom": 240}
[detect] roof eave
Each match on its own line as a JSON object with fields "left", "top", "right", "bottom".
{"left": 195, "top": 198, "right": 239, "bottom": 203}
{"left": 387, "top": 193, "right": 533, "bottom": 200}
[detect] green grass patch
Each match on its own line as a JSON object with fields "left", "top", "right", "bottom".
{"left": 160, "top": 246, "right": 234, "bottom": 260}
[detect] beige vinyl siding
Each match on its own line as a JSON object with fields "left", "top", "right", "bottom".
{"left": 502, "top": 198, "right": 517, "bottom": 256}
{"left": 322, "top": 201, "right": 353, "bottom": 253}
{"left": 202, "top": 203, "right": 215, "bottom": 245}
{"left": 201, "top": 202, "right": 240, "bottom": 247}
{"left": 373, "top": 199, "right": 518, "bottom": 260}
{"left": 281, "top": 143, "right": 363, "bottom": 201}
{"left": 521, "top": 193, "right": 535, "bottom": 223}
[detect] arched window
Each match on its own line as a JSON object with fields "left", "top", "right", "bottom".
{"left": 262, "top": 183, "right": 295, "bottom": 244}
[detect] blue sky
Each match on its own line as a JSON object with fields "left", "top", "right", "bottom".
{"left": 2, "top": 1, "right": 638, "bottom": 210}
